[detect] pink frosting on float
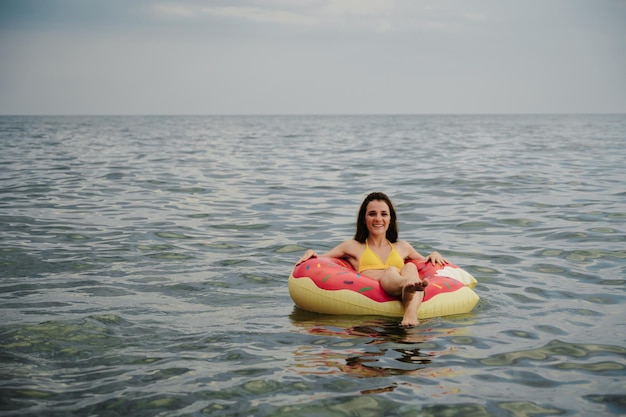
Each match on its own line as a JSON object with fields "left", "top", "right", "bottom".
{"left": 291, "top": 257, "right": 467, "bottom": 303}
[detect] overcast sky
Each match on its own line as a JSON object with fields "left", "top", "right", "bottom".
{"left": 1, "top": 0, "right": 625, "bottom": 115}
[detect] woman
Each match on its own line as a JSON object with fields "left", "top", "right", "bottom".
{"left": 296, "top": 192, "right": 447, "bottom": 326}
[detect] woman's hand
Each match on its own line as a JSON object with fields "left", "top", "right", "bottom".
{"left": 425, "top": 251, "right": 447, "bottom": 265}
{"left": 296, "top": 249, "right": 317, "bottom": 265}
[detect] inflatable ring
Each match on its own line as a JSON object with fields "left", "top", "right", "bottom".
{"left": 289, "top": 257, "right": 479, "bottom": 319}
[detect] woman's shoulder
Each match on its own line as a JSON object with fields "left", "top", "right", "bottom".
{"left": 325, "top": 239, "right": 363, "bottom": 261}
{"left": 336, "top": 239, "right": 365, "bottom": 254}
{"left": 326, "top": 239, "right": 362, "bottom": 250}
{"left": 392, "top": 239, "right": 415, "bottom": 252}
{"left": 341, "top": 239, "right": 365, "bottom": 249}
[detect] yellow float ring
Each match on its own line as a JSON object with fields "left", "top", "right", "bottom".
{"left": 289, "top": 258, "right": 479, "bottom": 319}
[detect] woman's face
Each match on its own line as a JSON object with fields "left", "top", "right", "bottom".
{"left": 364, "top": 200, "right": 390, "bottom": 238}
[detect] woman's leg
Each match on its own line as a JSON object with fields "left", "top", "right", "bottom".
{"left": 380, "top": 263, "right": 428, "bottom": 326}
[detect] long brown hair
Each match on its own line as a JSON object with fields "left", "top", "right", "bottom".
{"left": 353, "top": 192, "right": 399, "bottom": 243}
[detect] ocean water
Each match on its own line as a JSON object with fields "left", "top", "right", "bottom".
{"left": 0, "top": 114, "right": 624, "bottom": 416}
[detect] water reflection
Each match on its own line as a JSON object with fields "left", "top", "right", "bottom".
{"left": 288, "top": 308, "right": 460, "bottom": 382}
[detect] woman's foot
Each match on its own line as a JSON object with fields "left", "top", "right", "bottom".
{"left": 400, "top": 278, "right": 428, "bottom": 326}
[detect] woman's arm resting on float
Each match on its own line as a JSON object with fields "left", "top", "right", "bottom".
{"left": 296, "top": 249, "right": 318, "bottom": 265}
{"left": 424, "top": 250, "right": 447, "bottom": 265}
{"left": 404, "top": 242, "right": 448, "bottom": 265}
{"left": 296, "top": 241, "right": 352, "bottom": 265}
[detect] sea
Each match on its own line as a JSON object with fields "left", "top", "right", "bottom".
{"left": 0, "top": 114, "right": 624, "bottom": 417}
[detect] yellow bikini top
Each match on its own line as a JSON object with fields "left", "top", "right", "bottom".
{"left": 358, "top": 240, "right": 405, "bottom": 273}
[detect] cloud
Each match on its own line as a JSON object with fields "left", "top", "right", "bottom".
{"left": 318, "top": 0, "right": 395, "bottom": 18}
{"left": 153, "top": 4, "right": 196, "bottom": 18}
{"left": 191, "top": 1, "right": 491, "bottom": 34}
{"left": 148, "top": 0, "right": 435, "bottom": 33}
{"left": 316, "top": 0, "right": 400, "bottom": 32}
{"left": 200, "top": 6, "right": 320, "bottom": 26}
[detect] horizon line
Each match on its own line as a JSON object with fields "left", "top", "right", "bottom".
{"left": 1, "top": 112, "right": 625, "bottom": 117}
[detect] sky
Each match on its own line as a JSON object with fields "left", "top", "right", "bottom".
{"left": 0, "top": 0, "right": 625, "bottom": 115}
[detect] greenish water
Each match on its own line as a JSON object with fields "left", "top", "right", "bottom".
{"left": 1, "top": 114, "right": 625, "bottom": 416}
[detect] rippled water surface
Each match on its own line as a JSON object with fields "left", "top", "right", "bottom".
{"left": 1, "top": 114, "right": 625, "bottom": 416}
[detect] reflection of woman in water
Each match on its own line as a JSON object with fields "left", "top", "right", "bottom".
{"left": 289, "top": 317, "right": 458, "bottom": 381}
{"left": 296, "top": 192, "right": 447, "bottom": 326}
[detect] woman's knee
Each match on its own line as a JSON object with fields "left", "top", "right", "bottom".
{"left": 381, "top": 267, "right": 402, "bottom": 282}
{"left": 401, "top": 262, "right": 418, "bottom": 276}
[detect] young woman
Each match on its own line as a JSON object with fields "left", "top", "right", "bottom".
{"left": 296, "top": 192, "right": 447, "bottom": 326}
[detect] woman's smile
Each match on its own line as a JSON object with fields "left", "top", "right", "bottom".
{"left": 365, "top": 200, "right": 391, "bottom": 235}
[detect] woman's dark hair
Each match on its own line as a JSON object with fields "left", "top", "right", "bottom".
{"left": 354, "top": 192, "right": 398, "bottom": 243}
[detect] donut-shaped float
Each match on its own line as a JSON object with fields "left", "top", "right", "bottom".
{"left": 289, "top": 257, "right": 479, "bottom": 319}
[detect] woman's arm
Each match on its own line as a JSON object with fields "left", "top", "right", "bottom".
{"left": 296, "top": 249, "right": 318, "bottom": 265}
{"left": 402, "top": 241, "right": 447, "bottom": 265}
{"left": 424, "top": 250, "right": 447, "bottom": 265}
{"left": 295, "top": 240, "right": 356, "bottom": 265}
